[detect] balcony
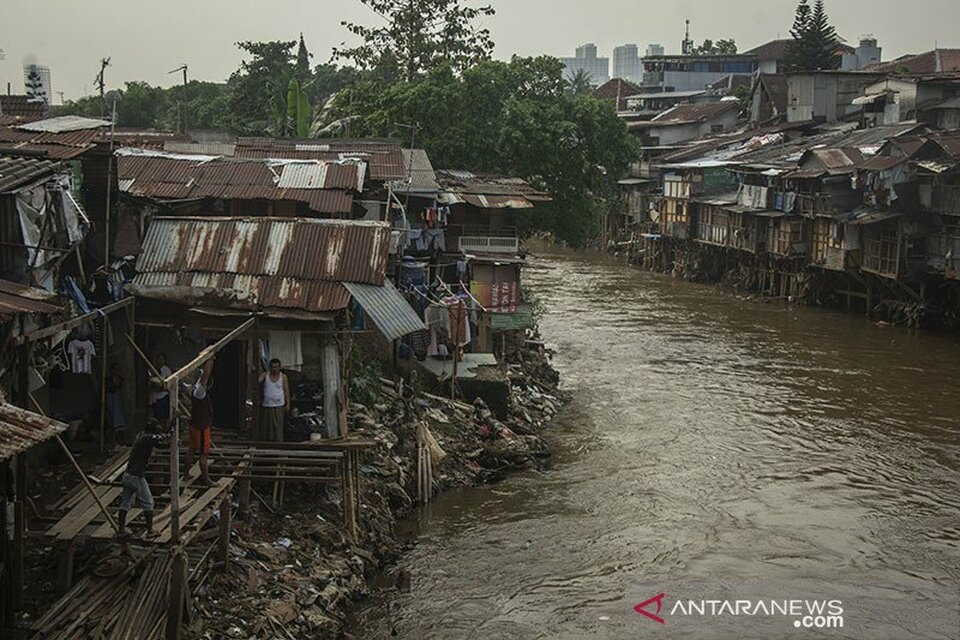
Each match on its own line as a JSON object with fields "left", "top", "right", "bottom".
{"left": 459, "top": 235, "right": 520, "bottom": 254}
{"left": 795, "top": 193, "right": 832, "bottom": 217}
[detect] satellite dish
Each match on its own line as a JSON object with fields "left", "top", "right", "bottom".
{"left": 105, "top": 90, "right": 122, "bottom": 106}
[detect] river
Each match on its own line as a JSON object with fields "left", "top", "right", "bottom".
{"left": 352, "top": 247, "right": 960, "bottom": 639}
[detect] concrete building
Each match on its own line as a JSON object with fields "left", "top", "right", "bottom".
{"left": 561, "top": 43, "right": 610, "bottom": 85}
{"left": 642, "top": 53, "right": 758, "bottom": 91}
{"left": 786, "top": 71, "right": 886, "bottom": 123}
{"left": 842, "top": 37, "right": 883, "bottom": 71}
{"left": 613, "top": 44, "right": 644, "bottom": 83}
{"left": 646, "top": 44, "right": 665, "bottom": 58}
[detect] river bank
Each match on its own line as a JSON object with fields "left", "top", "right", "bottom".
{"left": 186, "top": 344, "right": 566, "bottom": 639}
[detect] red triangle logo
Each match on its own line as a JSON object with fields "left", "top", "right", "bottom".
{"left": 634, "top": 593, "right": 666, "bottom": 624}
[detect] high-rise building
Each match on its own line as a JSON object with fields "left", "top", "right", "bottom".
{"left": 646, "top": 44, "right": 665, "bottom": 57}
{"left": 612, "top": 44, "right": 644, "bottom": 82}
{"left": 561, "top": 43, "right": 610, "bottom": 86}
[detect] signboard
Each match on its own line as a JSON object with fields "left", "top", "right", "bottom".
{"left": 489, "top": 304, "right": 534, "bottom": 331}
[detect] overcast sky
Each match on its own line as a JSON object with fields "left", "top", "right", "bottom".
{"left": 1, "top": 0, "right": 958, "bottom": 101}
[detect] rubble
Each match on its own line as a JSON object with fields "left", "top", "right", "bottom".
{"left": 187, "top": 344, "right": 565, "bottom": 639}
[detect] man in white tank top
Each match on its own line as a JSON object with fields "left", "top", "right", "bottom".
{"left": 259, "top": 358, "right": 290, "bottom": 442}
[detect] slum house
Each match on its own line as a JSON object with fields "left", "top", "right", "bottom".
{"left": 592, "top": 78, "right": 643, "bottom": 113}
{"left": 866, "top": 48, "right": 960, "bottom": 75}
{"left": 749, "top": 74, "right": 790, "bottom": 128}
{"left": 922, "top": 135, "right": 960, "bottom": 279}
{"left": 628, "top": 101, "right": 741, "bottom": 148}
{"left": 114, "top": 148, "right": 368, "bottom": 255}
{"left": 786, "top": 71, "right": 887, "bottom": 123}
{"left": 0, "top": 116, "right": 119, "bottom": 269}
{"left": 0, "top": 95, "right": 48, "bottom": 126}
{"left": 854, "top": 74, "right": 960, "bottom": 127}
{"left": 127, "top": 216, "right": 423, "bottom": 439}
{"left": 0, "top": 403, "right": 68, "bottom": 630}
{"left": 233, "top": 137, "right": 407, "bottom": 221}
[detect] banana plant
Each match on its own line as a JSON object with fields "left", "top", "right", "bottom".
{"left": 287, "top": 78, "right": 311, "bottom": 138}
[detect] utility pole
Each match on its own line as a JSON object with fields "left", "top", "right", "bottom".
{"left": 396, "top": 122, "right": 421, "bottom": 222}
{"left": 95, "top": 57, "right": 111, "bottom": 117}
{"left": 168, "top": 64, "right": 188, "bottom": 133}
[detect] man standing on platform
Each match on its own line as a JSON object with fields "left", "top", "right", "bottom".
{"left": 117, "top": 421, "right": 169, "bottom": 539}
{"left": 186, "top": 358, "right": 214, "bottom": 486}
{"left": 259, "top": 358, "right": 290, "bottom": 442}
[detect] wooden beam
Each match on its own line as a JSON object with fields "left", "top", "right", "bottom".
{"left": 17, "top": 297, "right": 134, "bottom": 345}
{"left": 163, "top": 318, "right": 257, "bottom": 386}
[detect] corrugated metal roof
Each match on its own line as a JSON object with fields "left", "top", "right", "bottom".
{"left": 117, "top": 151, "right": 361, "bottom": 213}
{"left": 235, "top": 138, "right": 406, "bottom": 182}
{"left": 436, "top": 170, "right": 551, "bottom": 208}
{"left": 0, "top": 125, "right": 104, "bottom": 159}
{"left": 345, "top": 280, "right": 426, "bottom": 340}
{"left": 0, "top": 279, "right": 62, "bottom": 321}
{"left": 132, "top": 217, "right": 390, "bottom": 313}
{"left": 164, "top": 141, "right": 237, "bottom": 156}
{"left": 0, "top": 95, "right": 48, "bottom": 119}
{"left": 0, "top": 403, "right": 68, "bottom": 461}
{"left": 392, "top": 149, "right": 439, "bottom": 195}
{"left": 651, "top": 101, "right": 740, "bottom": 124}
{"left": 18, "top": 116, "right": 111, "bottom": 133}
{"left": 0, "top": 156, "right": 61, "bottom": 193}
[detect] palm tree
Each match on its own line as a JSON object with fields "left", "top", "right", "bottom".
{"left": 567, "top": 69, "right": 594, "bottom": 97}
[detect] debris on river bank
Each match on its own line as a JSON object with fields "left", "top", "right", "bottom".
{"left": 187, "top": 345, "right": 565, "bottom": 639}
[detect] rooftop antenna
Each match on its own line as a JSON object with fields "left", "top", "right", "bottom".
{"left": 682, "top": 19, "right": 694, "bottom": 55}
{"left": 95, "top": 57, "right": 111, "bottom": 117}
{"left": 169, "top": 64, "right": 189, "bottom": 133}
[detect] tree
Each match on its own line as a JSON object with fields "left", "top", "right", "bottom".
{"left": 295, "top": 33, "right": 312, "bottom": 83}
{"left": 692, "top": 39, "right": 738, "bottom": 55}
{"left": 785, "top": 0, "right": 840, "bottom": 71}
{"left": 228, "top": 40, "right": 298, "bottom": 135}
{"left": 322, "top": 56, "right": 639, "bottom": 246}
{"left": 334, "top": 0, "right": 495, "bottom": 81}
{"left": 566, "top": 69, "right": 593, "bottom": 97}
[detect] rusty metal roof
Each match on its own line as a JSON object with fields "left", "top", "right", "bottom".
{"left": 0, "top": 95, "right": 48, "bottom": 120}
{"left": 436, "top": 170, "right": 551, "bottom": 209}
{"left": 117, "top": 150, "right": 361, "bottom": 213}
{"left": 0, "top": 279, "right": 62, "bottom": 321}
{"left": 235, "top": 137, "right": 405, "bottom": 182}
{"left": 0, "top": 156, "right": 61, "bottom": 193}
{"left": 0, "top": 403, "right": 68, "bottom": 461}
{"left": 651, "top": 101, "right": 740, "bottom": 124}
{"left": 0, "top": 124, "right": 104, "bottom": 159}
{"left": 132, "top": 217, "right": 390, "bottom": 313}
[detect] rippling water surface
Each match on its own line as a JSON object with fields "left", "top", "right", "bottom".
{"left": 353, "top": 247, "right": 960, "bottom": 639}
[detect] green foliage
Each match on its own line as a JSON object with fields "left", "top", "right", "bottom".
{"left": 693, "top": 39, "right": 738, "bottom": 55}
{"left": 334, "top": 0, "right": 495, "bottom": 81}
{"left": 566, "top": 69, "right": 593, "bottom": 97}
{"left": 349, "top": 344, "right": 383, "bottom": 408}
{"left": 785, "top": 0, "right": 840, "bottom": 71}
{"left": 324, "top": 55, "right": 638, "bottom": 246}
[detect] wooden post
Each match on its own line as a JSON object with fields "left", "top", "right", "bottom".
{"left": 12, "top": 454, "right": 25, "bottom": 611}
{"left": 238, "top": 477, "right": 251, "bottom": 519}
{"left": 165, "top": 379, "right": 183, "bottom": 640}
{"left": 99, "top": 315, "right": 109, "bottom": 452}
{"left": 217, "top": 491, "right": 231, "bottom": 566}
{"left": 166, "top": 551, "right": 186, "bottom": 640}
{"left": 55, "top": 541, "right": 75, "bottom": 591}
{"left": 168, "top": 381, "right": 180, "bottom": 544}
{"left": 249, "top": 330, "right": 260, "bottom": 440}
{"left": 321, "top": 322, "right": 340, "bottom": 439}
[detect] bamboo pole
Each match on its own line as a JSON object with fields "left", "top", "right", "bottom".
{"left": 99, "top": 315, "right": 110, "bottom": 452}
{"left": 29, "top": 394, "right": 118, "bottom": 532}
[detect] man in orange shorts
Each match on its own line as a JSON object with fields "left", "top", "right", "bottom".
{"left": 186, "top": 358, "right": 214, "bottom": 486}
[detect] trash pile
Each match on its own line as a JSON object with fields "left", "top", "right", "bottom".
{"left": 190, "top": 345, "right": 564, "bottom": 639}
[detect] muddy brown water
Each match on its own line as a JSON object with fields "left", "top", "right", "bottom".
{"left": 352, "top": 247, "right": 960, "bottom": 639}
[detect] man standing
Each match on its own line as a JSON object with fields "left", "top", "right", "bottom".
{"left": 117, "top": 421, "right": 169, "bottom": 538}
{"left": 186, "top": 359, "right": 214, "bottom": 486}
{"left": 149, "top": 353, "right": 173, "bottom": 422}
{"left": 259, "top": 358, "right": 290, "bottom": 442}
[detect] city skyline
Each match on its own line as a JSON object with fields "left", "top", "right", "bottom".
{"left": 1, "top": 0, "right": 958, "bottom": 101}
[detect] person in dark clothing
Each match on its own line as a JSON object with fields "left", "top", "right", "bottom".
{"left": 117, "top": 422, "right": 170, "bottom": 538}
{"left": 185, "top": 358, "right": 214, "bottom": 486}
{"left": 105, "top": 364, "right": 127, "bottom": 447}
